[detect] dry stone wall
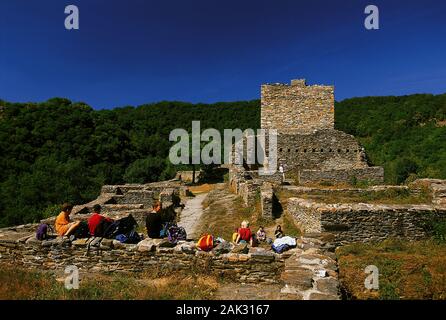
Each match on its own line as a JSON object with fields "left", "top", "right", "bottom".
{"left": 42, "top": 182, "right": 185, "bottom": 228}
{"left": 0, "top": 235, "right": 285, "bottom": 284}
{"left": 288, "top": 198, "right": 446, "bottom": 245}
{"left": 299, "top": 167, "right": 384, "bottom": 184}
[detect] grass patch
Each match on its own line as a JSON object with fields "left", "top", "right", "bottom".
{"left": 336, "top": 239, "right": 446, "bottom": 300}
{"left": 277, "top": 187, "right": 431, "bottom": 205}
{"left": 0, "top": 266, "right": 218, "bottom": 300}
{"left": 195, "top": 185, "right": 301, "bottom": 241}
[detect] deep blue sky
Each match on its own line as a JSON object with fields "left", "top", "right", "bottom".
{"left": 1, "top": 0, "right": 445, "bottom": 109}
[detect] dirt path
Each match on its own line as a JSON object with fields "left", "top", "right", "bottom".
{"left": 178, "top": 193, "right": 208, "bottom": 239}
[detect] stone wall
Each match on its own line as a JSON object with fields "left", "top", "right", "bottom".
{"left": 299, "top": 167, "right": 385, "bottom": 184}
{"left": 288, "top": 198, "right": 446, "bottom": 245}
{"left": 257, "top": 78, "right": 384, "bottom": 184}
{"left": 276, "top": 130, "right": 368, "bottom": 172}
{"left": 261, "top": 80, "right": 334, "bottom": 134}
{"left": 42, "top": 182, "right": 185, "bottom": 228}
{"left": 0, "top": 236, "right": 285, "bottom": 284}
{"left": 240, "top": 180, "right": 262, "bottom": 207}
{"left": 175, "top": 171, "right": 202, "bottom": 183}
{"left": 410, "top": 179, "right": 446, "bottom": 206}
{"left": 260, "top": 183, "right": 274, "bottom": 218}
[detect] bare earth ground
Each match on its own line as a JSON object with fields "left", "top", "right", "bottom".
{"left": 177, "top": 193, "right": 208, "bottom": 239}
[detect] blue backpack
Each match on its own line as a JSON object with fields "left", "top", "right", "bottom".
{"left": 160, "top": 222, "right": 175, "bottom": 238}
{"left": 116, "top": 230, "right": 142, "bottom": 244}
{"left": 272, "top": 243, "right": 290, "bottom": 254}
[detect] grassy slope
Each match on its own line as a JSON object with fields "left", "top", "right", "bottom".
{"left": 335, "top": 94, "right": 446, "bottom": 183}
{"left": 0, "top": 266, "right": 218, "bottom": 300}
{"left": 336, "top": 240, "right": 446, "bottom": 300}
{"left": 193, "top": 184, "right": 301, "bottom": 242}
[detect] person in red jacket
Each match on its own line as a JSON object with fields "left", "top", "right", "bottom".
{"left": 235, "top": 220, "right": 253, "bottom": 246}
{"left": 88, "top": 204, "right": 113, "bottom": 236}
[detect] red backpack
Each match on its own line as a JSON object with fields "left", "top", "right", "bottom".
{"left": 197, "top": 234, "right": 214, "bottom": 252}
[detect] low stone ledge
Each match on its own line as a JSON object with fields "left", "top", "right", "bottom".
{"left": 0, "top": 237, "right": 285, "bottom": 283}
{"left": 288, "top": 197, "right": 446, "bottom": 245}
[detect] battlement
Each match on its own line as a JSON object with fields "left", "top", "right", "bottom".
{"left": 261, "top": 79, "right": 335, "bottom": 134}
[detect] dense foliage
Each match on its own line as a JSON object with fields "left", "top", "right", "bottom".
{"left": 0, "top": 92, "right": 445, "bottom": 227}
{"left": 0, "top": 98, "right": 259, "bottom": 227}
{"left": 335, "top": 94, "right": 446, "bottom": 184}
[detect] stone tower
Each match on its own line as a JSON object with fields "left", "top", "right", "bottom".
{"left": 261, "top": 79, "right": 335, "bottom": 134}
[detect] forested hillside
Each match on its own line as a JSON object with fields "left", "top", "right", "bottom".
{"left": 0, "top": 98, "right": 259, "bottom": 227}
{"left": 335, "top": 94, "right": 446, "bottom": 184}
{"left": 0, "top": 93, "right": 445, "bottom": 227}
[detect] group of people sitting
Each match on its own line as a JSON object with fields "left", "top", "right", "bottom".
{"left": 53, "top": 201, "right": 288, "bottom": 252}
{"left": 232, "top": 220, "right": 285, "bottom": 246}
{"left": 55, "top": 203, "right": 113, "bottom": 237}
{"left": 53, "top": 201, "right": 170, "bottom": 241}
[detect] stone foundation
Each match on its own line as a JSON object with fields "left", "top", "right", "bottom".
{"left": 261, "top": 183, "right": 274, "bottom": 218}
{"left": 288, "top": 198, "right": 446, "bottom": 245}
{"left": 0, "top": 235, "right": 285, "bottom": 284}
{"left": 299, "top": 167, "right": 385, "bottom": 184}
{"left": 41, "top": 181, "right": 185, "bottom": 228}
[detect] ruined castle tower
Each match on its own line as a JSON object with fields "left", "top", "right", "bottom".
{"left": 261, "top": 79, "right": 384, "bottom": 184}
{"left": 261, "top": 79, "right": 334, "bottom": 134}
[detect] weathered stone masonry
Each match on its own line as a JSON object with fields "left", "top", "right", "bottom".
{"left": 261, "top": 80, "right": 334, "bottom": 134}
{"left": 257, "top": 79, "right": 384, "bottom": 184}
{"left": 0, "top": 235, "right": 285, "bottom": 284}
{"left": 288, "top": 198, "right": 446, "bottom": 245}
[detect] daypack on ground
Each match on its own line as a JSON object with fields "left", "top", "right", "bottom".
{"left": 271, "top": 236, "right": 297, "bottom": 254}
{"left": 36, "top": 223, "right": 52, "bottom": 240}
{"left": 103, "top": 214, "right": 137, "bottom": 239}
{"left": 272, "top": 243, "right": 290, "bottom": 254}
{"left": 115, "top": 230, "right": 141, "bottom": 244}
{"left": 94, "top": 218, "right": 114, "bottom": 237}
{"left": 160, "top": 222, "right": 176, "bottom": 238}
{"left": 72, "top": 221, "right": 90, "bottom": 240}
{"left": 167, "top": 225, "right": 187, "bottom": 244}
{"left": 197, "top": 234, "right": 214, "bottom": 252}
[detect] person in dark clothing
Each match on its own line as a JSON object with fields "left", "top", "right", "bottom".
{"left": 145, "top": 201, "right": 163, "bottom": 238}
{"left": 275, "top": 225, "right": 284, "bottom": 239}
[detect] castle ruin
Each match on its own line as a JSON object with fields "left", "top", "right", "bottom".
{"left": 260, "top": 79, "right": 384, "bottom": 184}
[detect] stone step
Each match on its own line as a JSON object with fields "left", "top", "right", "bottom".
{"left": 280, "top": 269, "right": 314, "bottom": 290}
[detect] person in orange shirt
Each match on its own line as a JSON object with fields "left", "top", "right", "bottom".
{"left": 55, "top": 203, "right": 80, "bottom": 236}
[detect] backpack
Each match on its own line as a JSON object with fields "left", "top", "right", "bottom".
{"left": 272, "top": 243, "right": 290, "bottom": 254}
{"left": 116, "top": 230, "right": 142, "bottom": 244}
{"left": 197, "top": 234, "right": 214, "bottom": 252}
{"left": 160, "top": 222, "right": 175, "bottom": 238}
{"left": 167, "top": 225, "right": 187, "bottom": 244}
{"left": 71, "top": 221, "right": 90, "bottom": 240}
{"left": 94, "top": 218, "right": 114, "bottom": 237}
{"left": 103, "top": 214, "right": 137, "bottom": 239}
{"left": 36, "top": 224, "right": 52, "bottom": 241}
